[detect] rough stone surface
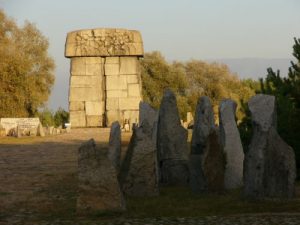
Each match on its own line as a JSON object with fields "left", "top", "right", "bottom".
{"left": 219, "top": 99, "right": 244, "bottom": 190}
{"left": 77, "top": 139, "right": 125, "bottom": 214}
{"left": 190, "top": 96, "right": 224, "bottom": 192}
{"left": 119, "top": 122, "right": 159, "bottom": 196}
{"left": 65, "top": 28, "right": 143, "bottom": 57}
{"left": 244, "top": 94, "right": 296, "bottom": 199}
{"left": 189, "top": 154, "right": 207, "bottom": 193}
{"left": 107, "top": 121, "right": 121, "bottom": 170}
{"left": 191, "top": 97, "right": 215, "bottom": 155}
{"left": 157, "top": 90, "right": 189, "bottom": 186}
{"left": 139, "top": 102, "right": 158, "bottom": 143}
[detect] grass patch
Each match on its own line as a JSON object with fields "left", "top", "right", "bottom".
{"left": 124, "top": 186, "right": 300, "bottom": 218}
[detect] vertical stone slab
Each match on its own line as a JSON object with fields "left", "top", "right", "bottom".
{"left": 219, "top": 99, "right": 244, "bottom": 189}
{"left": 119, "top": 122, "right": 159, "bottom": 196}
{"left": 107, "top": 121, "right": 121, "bottom": 171}
{"left": 244, "top": 94, "right": 296, "bottom": 199}
{"left": 157, "top": 89, "right": 189, "bottom": 186}
{"left": 139, "top": 102, "right": 158, "bottom": 144}
{"left": 190, "top": 96, "right": 224, "bottom": 193}
{"left": 77, "top": 139, "right": 125, "bottom": 214}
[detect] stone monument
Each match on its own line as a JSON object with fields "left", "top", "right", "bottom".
{"left": 65, "top": 28, "right": 144, "bottom": 128}
{"left": 243, "top": 94, "right": 296, "bottom": 199}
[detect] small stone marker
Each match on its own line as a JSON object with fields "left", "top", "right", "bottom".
{"left": 157, "top": 89, "right": 189, "bottom": 186}
{"left": 219, "top": 99, "right": 244, "bottom": 189}
{"left": 107, "top": 121, "right": 121, "bottom": 170}
{"left": 77, "top": 139, "right": 125, "bottom": 214}
{"left": 243, "top": 94, "right": 296, "bottom": 199}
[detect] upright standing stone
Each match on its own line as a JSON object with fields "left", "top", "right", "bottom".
{"left": 190, "top": 96, "right": 224, "bottom": 193}
{"left": 244, "top": 94, "right": 296, "bottom": 199}
{"left": 157, "top": 90, "right": 189, "bottom": 186}
{"left": 219, "top": 99, "right": 244, "bottom": 189}
{"left": 77, "top": 139, "right": 125, "bottom": 214}
{"left": 65, "top": 28, "right": 144, "bottom": 128}
{"left": 119, "top": 121, "right": 159, "bottom": 196}
{"left": 37, "top": 123, "right": 45, "bottom": 137}
{"left": 139, "top": 102, "right": 158, "bottom": 144}
{"left": 107, "top": 121, "right": 121, "bottom": 171}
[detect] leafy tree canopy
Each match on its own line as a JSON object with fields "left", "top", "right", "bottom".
{"left": 141, "top": 51, "right": 255, "bottom": 121}
{"left": 0, "top": 10, "right": 55, "bottom": 117}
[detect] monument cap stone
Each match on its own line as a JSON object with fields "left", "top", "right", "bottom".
{"left": 65, "top": 28, "right": 144, "bottom": 57}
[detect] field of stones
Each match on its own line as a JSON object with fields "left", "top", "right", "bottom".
{"left": 1, "top": 91, "right": 300, "bottom": 225}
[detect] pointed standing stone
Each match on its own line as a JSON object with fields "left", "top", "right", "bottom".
{"left": 244, "top": 94, "right": 296, "bottom": 199}
{"left": 77, "top": 139, "right": 125, "bottom": 214}
{"left": 107, "top": 121, "right": 121, "bottom": 170}
{"left": 139, "top": 102, "right": 159, "bottom": 145}
{"left": 190, "top": 96, "right": 224, "bottom": 193}
{"left": 219, "top": 99, "right": 244, "bottom": 189}
{"left": 157, "top": 89, "right": 189, "bottom": 186}
{"left": 119, "top": 121, "right": 159, "bottom": 196}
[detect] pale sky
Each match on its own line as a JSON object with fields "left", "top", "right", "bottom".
{"left": 1, "top": 0, "right": 300, "bottom": 110}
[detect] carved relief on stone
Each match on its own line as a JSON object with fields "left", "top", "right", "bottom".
{"left": 65, "top": 28, "right": 143, "bottom": 57}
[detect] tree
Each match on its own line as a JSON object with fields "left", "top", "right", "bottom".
{"left": 258, "top": 38, "right": 300, "bottom": 176}
{"left": 141, "top": 51, "right": 190, "bottom": 118}
{"left": 141, "top": 51, "right": 255, "bottom": 121}
{"left": 54, "top": 107, "right": 69, "bottom": 128}
{"left": 0, "top": 10, "right": 55, "bottom": 117}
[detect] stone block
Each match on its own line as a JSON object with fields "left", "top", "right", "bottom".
{"left": 71, "top": 58, "right": 86, "bottom": 75}
{"left": 128, "top": 84, "right": 141, "bottom": 97}
{"left": 70, "top": 76, "right": 103, "bottom": 88}
{"left": 86, "top": 63, "right": 103, "bottom": 76}
{"left": 106, "top": 110, "right": 121, "bottom": 126}
{"left": 120, "top": 57, "right": 139, "bottom": 75}
{"left": 106, "top": 98, "right": 119, "bottom": 110}
{"left": 105, "top": 57, "right": 119, "bottom": 64}
{"left": 86, "top": 115, "right": 103, "bottom": 127}
{"left": 85, "top": 57, "right": 103, "bottom": 64}
{"left": 70, "top": 111, "right": 86, "bottom": 127}
{"left": 105, "top": 63, "right": 120, "bottom": 76}
{"left": 85, "top": 101, "right": 104, "bottom": 115}
{"left": 106, "top": 76, "right": 127, "bottom": 90}
{"left": 106, "top": 90, "right": 128, "bottom": 98}
{"left": 69, "top": 101, "right": 85, "bottom": 111}
{"left": 119, "top": 97, "right": 141, "bottom": 110}
{"left": 69, "top": 87, "right": 103, "bottom": 102}
{"left": 126, "top": 75, "right": 139, "bottom": 84}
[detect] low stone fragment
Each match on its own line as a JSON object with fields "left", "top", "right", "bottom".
{"left": 243, "top": 94, "right": 296, "bottom": 199}
{"left": 157, "top": 89, "right": 189, "bottom": 186}
{"left": 77, "top": 139, "right": 125, "bottom": 214}
{"left": 107, "top": 121, "right": 121, "bottom": 170}
{"left": 219, "top": 99, "right": 244, "bottom": 189}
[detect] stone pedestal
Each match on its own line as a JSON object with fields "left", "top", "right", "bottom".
{"left": 65, "top": 28, "right": 144, "bottom": 127}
